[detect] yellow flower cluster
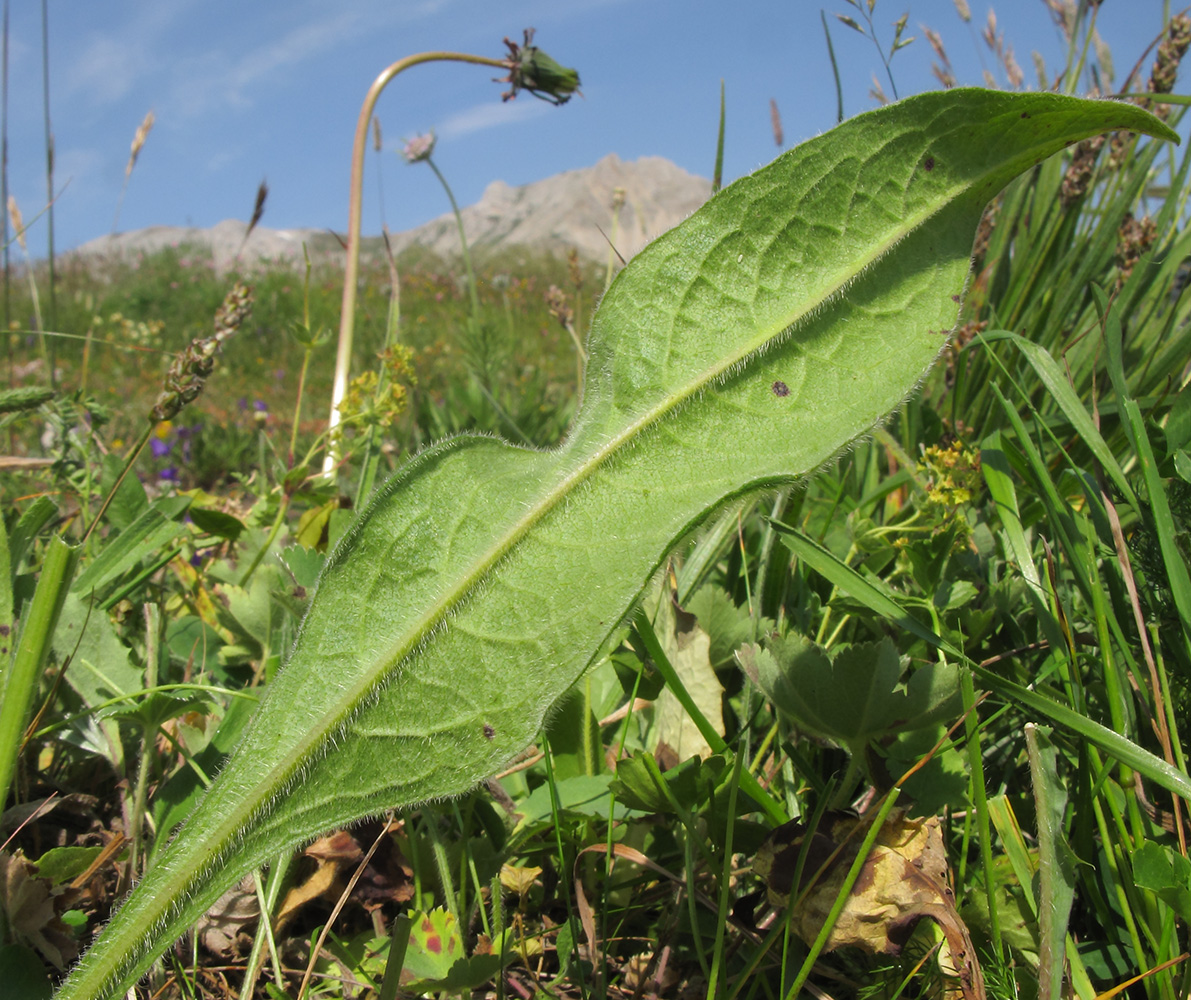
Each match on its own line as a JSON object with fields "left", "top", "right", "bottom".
{"left": 918, "top": 440, "right": 981, "bottom": 510}
{"left": 337, "top": 345, "right": 417, "bottom": 431}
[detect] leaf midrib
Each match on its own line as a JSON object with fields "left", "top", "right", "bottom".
{"left": 226, "top": 172, "right": 971, "bottom": 824}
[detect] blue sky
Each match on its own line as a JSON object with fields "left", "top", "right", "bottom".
{"left": 3, "top": 0, "right": 1176, "bottom": 255}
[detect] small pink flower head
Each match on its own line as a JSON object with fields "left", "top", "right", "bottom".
{"left": 401, "top": 132, "right": 436, "bottom": 164}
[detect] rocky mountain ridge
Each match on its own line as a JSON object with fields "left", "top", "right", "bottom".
{"left": 68, "top": 153, "right": 711, "bottom": 272}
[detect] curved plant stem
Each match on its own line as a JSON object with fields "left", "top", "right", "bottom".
{"left": 324, "top": 51, "right": 507, "bottom": 473}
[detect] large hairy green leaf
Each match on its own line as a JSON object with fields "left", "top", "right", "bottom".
{"left": 56, "top": 90, "right": 1175, "bottom": 1000}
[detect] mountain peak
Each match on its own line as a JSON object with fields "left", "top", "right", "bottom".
{"left": 68, "top": 155, "right": 711, "bottom": 271}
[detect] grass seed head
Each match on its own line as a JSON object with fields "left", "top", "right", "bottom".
{"left": 972, "top": 199, "right": 999, "bottom": 268}
{"left": 1148, "top": 14, "right": 1191, "bottom": 119}
{"left": 1115, "top": 213, "right": 1157, "bottom": 288}
{"left": 126, "top": 110, "right": 155, "bottom": 178}
{"left": 1060, "top": 134, "right": 1105, "bottom": 206}
{"left": 151, "top": 282, "right": 253, "bottom": 422}
{"left": 247, "top": 180, "right": 268, "bottom": 237}
{"left": 1003, "top": 45, "right": 1024, "bottom": 87}
{"left": 6, "top": 195, "right": 26, "bottom": 252}
{"left": 770, "top": 98, "right": 784, "bottom": 147}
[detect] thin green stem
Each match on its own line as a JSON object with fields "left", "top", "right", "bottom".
{"left": 289, "top": 347, "right": 312, "bottom": 466}
{"left": 82, "top": 422, "right": 153, "bottom": 545}
{"left": 426, "top": 156, "right": 480, "bottom": 321}
{"left": 239, "top": 493, "right": 290, "bottom": 588}
{"left": 126, "top": 603, "right": 161, "bottom": 882}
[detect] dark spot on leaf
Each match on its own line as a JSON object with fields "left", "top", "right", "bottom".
{"left": 0, "top": 625, "right": 8, "bottom": 636}
{"left": 924, "top": 156, "right": 935, "bottom": 171}
{"left": 483, "top": 723, "right": 495, "bottom": 739}
{"left": 426, "top": 934, "right": 442, "bottom": 954}
{"left": 772, "top": 380, "right": 790, "bottom": 397}
{"left": 951, "top": 295, "right": 961, "bottom": 303}
{"left": 1021, "top": 111, "right": 1029, "bottom": 118}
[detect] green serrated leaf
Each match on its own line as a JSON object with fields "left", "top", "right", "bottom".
{"left": 1132, "top": 840, "right": 1191, "bottom": 924}
{"left": 742, "top": 633, "right": 958, "bottom": 747}
{"left": 400, "top": 907, "right": 466, "bottom": 984}
{"left": 56, "top": 90, "right": 1179, "bottom": 1000}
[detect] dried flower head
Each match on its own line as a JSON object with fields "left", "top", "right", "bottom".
{"left": 1032, "top": 50, "right": 1049, "bottom": 89}
{"left": 497, "top": 28, "right": 581, "bottom": 105}
{"left": 870, "top": 73, "right": 889, "bottom": 106}
{"left": 769, "top": 98, "right": 784, "bottom": 147}
{"left": 7, "top": 195, "right": 27, "bottom": 252}
{"left": 248, "top": 180, "right": 268, "bottom": 233}
{"left": 1003, "top": 46, "right": 1024, "bottom": 88}
{"left": 126, "top": 110, "right": 155, "bottom": 179}
{"left": 544, "top": 284, "right": 574, "bottom": 329}
{"left": 1041, "top": 0, "right": 1077, "bottom": 42}
{"left": 401, "top": 132, "right": 437, "bottom": 164}
{"left": 151, "top": 282, "right": 253, "bottom": 422}
{"left": 924, "top": 27, "right": 956, "bottom": 89}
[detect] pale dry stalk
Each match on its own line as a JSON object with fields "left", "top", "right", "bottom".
{"left": 112, "top": 109, "right": 155, "bottom": 233}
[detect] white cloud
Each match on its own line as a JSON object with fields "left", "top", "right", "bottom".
{"left": 225, "top": 11, "right": 364, "bottom": 92}
{"left": 162, "top": 0, "right": 455, "bottom": 118}
{"left": 67, "top": 35, "right": 145, "bottom": 106}
{"left": 60, "top": 0, "right": 197, "bottom": 107}
{"left": 437, "top": 98, "right": 551, "bottom": 140}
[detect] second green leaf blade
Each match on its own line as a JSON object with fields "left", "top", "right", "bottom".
{"left": 56, "top": 89, "right": 1177, "bottom": 1000}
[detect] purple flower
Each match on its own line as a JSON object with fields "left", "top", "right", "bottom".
{"left": 160, "top": 466, "right": 179, "bottom": 482}
{"left": 401, "top": 132, "right": 436, "bottom": 164}
{"left": 150, "top": 437, "right": 172, "bottom": 459}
